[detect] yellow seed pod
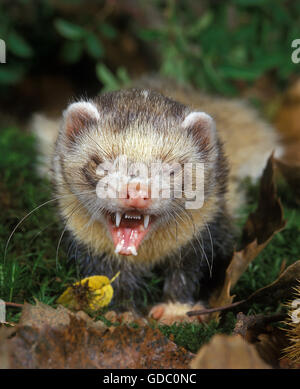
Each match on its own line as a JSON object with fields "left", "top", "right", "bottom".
{"left": 57, "top": 272, "right": 120, "bottom": 312}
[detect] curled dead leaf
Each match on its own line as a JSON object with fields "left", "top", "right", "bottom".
{"left": 208, "top": 154, "right": 286, "bottom": 317}
{"left": 190, "top": 334, "right": 271, "bottom": 369}
{"left": 234, "top": 312, "right": 288, "bottom": 368}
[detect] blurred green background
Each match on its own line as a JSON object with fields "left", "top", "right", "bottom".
{"left": 0, "top": 0, "right": 299, "bottom": 120}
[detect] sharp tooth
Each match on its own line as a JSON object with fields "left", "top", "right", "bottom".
{"left": 128, "top": 246, "right": 137, "bottom": 256}
{"left": 115, "top": 212, "right": 121, "bottom": 227}
{"left": 115, "top": 243, "right": 122, "bottom": 254}
{"left": 144, "top": 215, "right": 150, "bottom": 229}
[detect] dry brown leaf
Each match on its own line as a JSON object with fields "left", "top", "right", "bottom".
{"left": 0, "top": 301, "right": 192, "bottom": 368}
{"left": 190, "top": 334, "right": 271, "bottom": 369}
{"left": 104, "top": 310, "right": 148, "bottom": 327}
{"left": 209, "top": 154, "right": 286, "bottom": 315}
{"left": 20, "top": 300, "right": 107, "bottom": 331}
{"left": 246, "top": 260, "right": 300, "bottom": 306}
{"left": 234, "top": 312, "right": 285, "bottom": 342}
{"left": 234, "top": 312, "right": 288, "bottom": 368}
{"left": 189, "top": 260, "right": 300, "bottom": 319}
{"left": 256, "top": 330, "right": 289, "bottom": 369}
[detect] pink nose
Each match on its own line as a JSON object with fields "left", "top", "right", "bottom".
{"left": 120, "top": 182, "right": 152, "bottom": 209}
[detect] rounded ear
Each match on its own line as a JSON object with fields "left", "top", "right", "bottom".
{"left": 182, "top": 111, "right": 216, "bottom": 146}
{"left": 63, "top": 101, "right": 100, "bottom": 140}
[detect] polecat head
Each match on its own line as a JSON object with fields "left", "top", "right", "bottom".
{"left": 54, "top": 88, "right": 226, "bottom": 259}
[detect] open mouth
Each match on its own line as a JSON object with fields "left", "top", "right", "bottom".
{"left": 107, "top": 211, "right": 153, "bottom": 256}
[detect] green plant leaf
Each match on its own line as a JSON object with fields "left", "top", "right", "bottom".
{"left": 99, "top": 23, "right": 117, "bottom": 39}
{"left": 0, "top": 66, "right": 24, "bottom": 84}
{"left": 61, "top": 40, "right": 83, "bottom": 63}
{"left": 96, "top": 63, "right": 119, "bottom": 91}
{"left": 186, "top": 11, "right": 213, "bottom": 37}
{"left": 85, "top": 33, "right": 104, "bottom": 59}
{"left": 220, "top": 66, "right": 263, "bottom": 81}
{"left": 7, "top": 30, "right": 33, "bottom": 58}
{"left": 54, "top": 18, "right": 87, "bottom": 40}
{"left": 116, "top": 67, "right": 130, "bottom": 85}
{"left": 138, "top": 28, "right": 164, "bottom": 41}
{"left": 233, "top": 0, "right": 270, "bottom": 6}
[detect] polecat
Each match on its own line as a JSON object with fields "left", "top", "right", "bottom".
{"left": 31, "top": 79, "right": 281, "bottom": 321}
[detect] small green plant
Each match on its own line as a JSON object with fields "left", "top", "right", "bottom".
{"left": 0, "top": 126, "right": 77, "bottom": 322}
{"left": 139, "top": 0, "right": 300, "bottom": 94}
{"left": 0, "top": 1, "right": 299, "bottom": 96}
{"left": 96, "top": 63, "right": 130, "bottom": 92}
{"left": 0, "top": 0, "right": 119, "bottom": 92}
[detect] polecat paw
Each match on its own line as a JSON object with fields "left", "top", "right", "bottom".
{"left": 148, "top": 302, "right": 207, "bottom": 325}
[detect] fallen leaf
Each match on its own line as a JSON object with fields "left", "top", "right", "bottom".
{"left": 256, "top": 330, "right": 288, "bottom": 368}
{"left": 246, "top": 260, "right": 300, "bottom": 306}
{"left": 209, "top": 154, "right": 286, "bottom": 315}
{"left": 234, "top": 312, "right": 288, "bottom": 368}
{"left": 20, "top": 300, "right": 107, "bottom": 331}
{"left": 234, "top": 312, "right": 286, "bottom": 342}
{"left": 104, "top": 310, "right": 148, "bottom": 327}
{"left": 188, "top": 260, "right": 300, "bottom": 318}
{"left": 0, "top": 315, "right": 108, "bottom": 368}
{"left": 0, "top": 314, "right": 193, "bottom": 368}
{"left": 190, "top": 334, "right": 271, "bottom": 369}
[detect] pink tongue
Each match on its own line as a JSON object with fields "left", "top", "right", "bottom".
{"left": 109, "top": 225, "right": 149, "bottom": 256}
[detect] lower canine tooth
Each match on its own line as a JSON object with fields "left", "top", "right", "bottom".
{"left": 144, "top": 215, "right": 150, "bottom": 229}
{"left": 115, "top": 212, "right": 121, "bottom": 227}
{"left": 115, "top": 243, "right": 122, "bottom": 254}
{"left": 128, "top": 246, "right": 137, "bottom": 256}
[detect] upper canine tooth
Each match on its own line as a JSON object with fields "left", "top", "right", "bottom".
{"left": 144, "top": 215, "right": 150, "bottom": 229}
{"left": 115, "top": 212, "right": 121, "bottom": 227}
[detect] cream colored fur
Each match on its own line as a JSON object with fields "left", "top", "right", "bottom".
{"left": 30, "top": 88, "right": 282, "bottom": 210}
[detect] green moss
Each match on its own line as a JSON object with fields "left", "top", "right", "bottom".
{"left": 158, "top": 312, "right": 236, "bottom": 353}
{"left": 159, "top": 321, "right": 219, "bottom": 353}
